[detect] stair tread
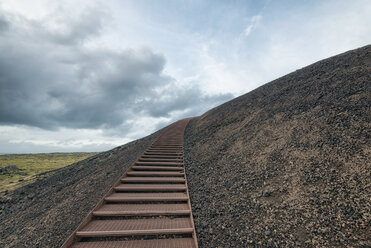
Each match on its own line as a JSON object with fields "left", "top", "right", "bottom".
{"left": 121, "top": 177, "right": 185, "bottom": 182}
{"left": 114, "top": 184, "right": 186, "bottom": 191}
{"left": 136, "top": 161, "right": 183, "bottom": 166}
{"left": 139, "top": 158, "right": 183, "bottom": 162}
{"left": 132, "top": 166, "right": 184, "bottom": 171}
{"left": 127, "top": 171, "right": 184, "bottom": 176}
{"left": 93, "top": 203, "right": 189, "bottom": 216}
{"left": 76, "top": 218, "right": 193, "bottom": 236}
{"left": 71, "top": 238, "right": 196, "bottom": 248}
{"left": 105, "top": 192, "right": 188, "bottom": 202}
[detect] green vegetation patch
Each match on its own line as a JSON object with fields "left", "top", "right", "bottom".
{"left": 0, "top": 152, "right": 98, "bottom": 193}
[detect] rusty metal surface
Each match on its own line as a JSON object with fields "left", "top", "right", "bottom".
{"left": 126, "top": 171, "right": 185, "bottom": 177}
{"left": 71, "top": 238, "right": 196, "bottom": 248}
{"left": 62, "top": 118, "right": 198, "bottom": 248}
{"left": 113, "top": 184, "right": 187, "bottom": 191}
{"left": 121, "top": 177, "right": 186, "bottom": 183}
{"left": 131, "top": 165, "right": 184, "bottom": 171}
{"left": 93, "top": 203, "right": 190, "bottom": 216}
{"left": 105, "top": 192, "right": 188, "bottom": 202}
{"left": 77, "top": 218, "right": 192, "bottom": 234}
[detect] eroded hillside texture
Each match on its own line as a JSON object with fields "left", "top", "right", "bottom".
{"left": 185, "top": 45, "right": 370, "bottom": 247}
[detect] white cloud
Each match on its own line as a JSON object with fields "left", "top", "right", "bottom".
{"left": 188, "top": 0, "right": 371, "bottom": 99}
{"left": 0, "top": 1, "right": 233, "bottom": 153}
{"left": 0, "top": 0, "right": 370, "bottom": 153}
{"left": 243, "top": 15, "right": 262, "bottom": 37}
{"left": 0, "top": 125, "right": 127, "bottom": 153}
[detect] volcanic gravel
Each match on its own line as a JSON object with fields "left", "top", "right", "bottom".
{"left": 184, "top": 45, "right": 370, "bottom": 247}
{"left": 0, "top": 130, "right": 162, "bottom": 247}
{"left": 1, "top": 45, "right": 370, "bottom": 248}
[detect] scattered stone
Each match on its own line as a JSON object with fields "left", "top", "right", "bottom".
{"left": 265, "top": 230, "right": 272, "bottom": 236}
{"left": 262, "top": 189, "right": 272, "bottom": 197}
{"left": 27, "top": 193, "right": 35, "bottom": 200}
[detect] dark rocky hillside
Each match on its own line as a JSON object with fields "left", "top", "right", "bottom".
{"left": 1, "top": 45, "right": 369, "bottom": 248}
{"left": 0, "top": 130, "right": 162, "bottom": 247}
{"left": 184, "top": 45, "right": 370, "bottom": 247}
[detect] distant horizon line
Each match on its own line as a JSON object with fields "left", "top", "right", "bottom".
{"left": 0, "top": 151, "right": 101, "bottom": 156}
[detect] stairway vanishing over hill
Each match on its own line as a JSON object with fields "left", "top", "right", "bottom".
{"left": 1, "top": 45, "right": 369, "bottom": 248}
{"left": 62, "top": 119, "right": 198, "bottom": 248}
{"left": 184, "top": 45, "right": 370, "bottom": 247}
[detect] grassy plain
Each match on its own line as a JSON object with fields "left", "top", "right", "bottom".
{"left": 0, "top": 152, "right": 98, "bottom": 192}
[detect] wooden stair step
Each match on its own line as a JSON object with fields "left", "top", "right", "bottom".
{"left": 139, "top": 158, "right": 183, "bottom": 163}
{"left": 121, "top": 177, "right": 186, "bottom": 183}
{"left": 152, "top": 143, "right": 182, "bottom": 146}
{"left": 93, "top": 203, "right": 190, "bottom": 216}
{"left": 150, "top": 144, "right": 183, "bottom": 148}
{"left": 76, "top": 218, "right": 193, "bottom": 237}
{"left": 147, "top": 150, "right": 182, "bottom": 153}
{"left": 127, "top": 171, "right": 185, "bottom": 177}
{"left": 136, "top": 161, "right": 183, "bottom": 166}
{"left": 148, "top": 147, "right": 183, "bottom": 150}
{"left": 141, "top": 155, "right": 183, "bottom": 159}
{"left": 114, "top": 184, "right": 186, "bottom": 191}
{"left": 144, "top": 152, "right": 183, "bottom": 156}
{"left": 105, "top": 192, "right": 188, "bottom": 202}
{"left": 132, "top": 166, "right": 184, "bottom": 171}
{"left": 71, "top": 238, "right": 196, "bottom": 248}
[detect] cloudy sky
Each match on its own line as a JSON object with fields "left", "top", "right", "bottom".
{"left": 0, "top": 0, "right": 370, "bottom": 154}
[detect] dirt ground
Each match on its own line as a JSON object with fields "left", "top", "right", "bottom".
{"left": 184, "top": 45, "right": 370, "bottom": 247}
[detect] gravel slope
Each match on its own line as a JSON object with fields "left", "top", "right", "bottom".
{"left": 1, "top": 45, "right": 369, "bottom": 248}
{"left": 0, "top": 130, "right": 162, "bottom": 247}
{"left": 184, "top": 45, "right": 370, "bottom": 247}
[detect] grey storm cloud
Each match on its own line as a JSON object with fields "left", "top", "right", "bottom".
{"left": 0, "top": 6, "right": 233, "bottom": 133}
{"left": 0, "top": 16, "right": 8, "bottom": 32}
{"left": 49, "top": 7, "right": 108, "bottom": 45}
